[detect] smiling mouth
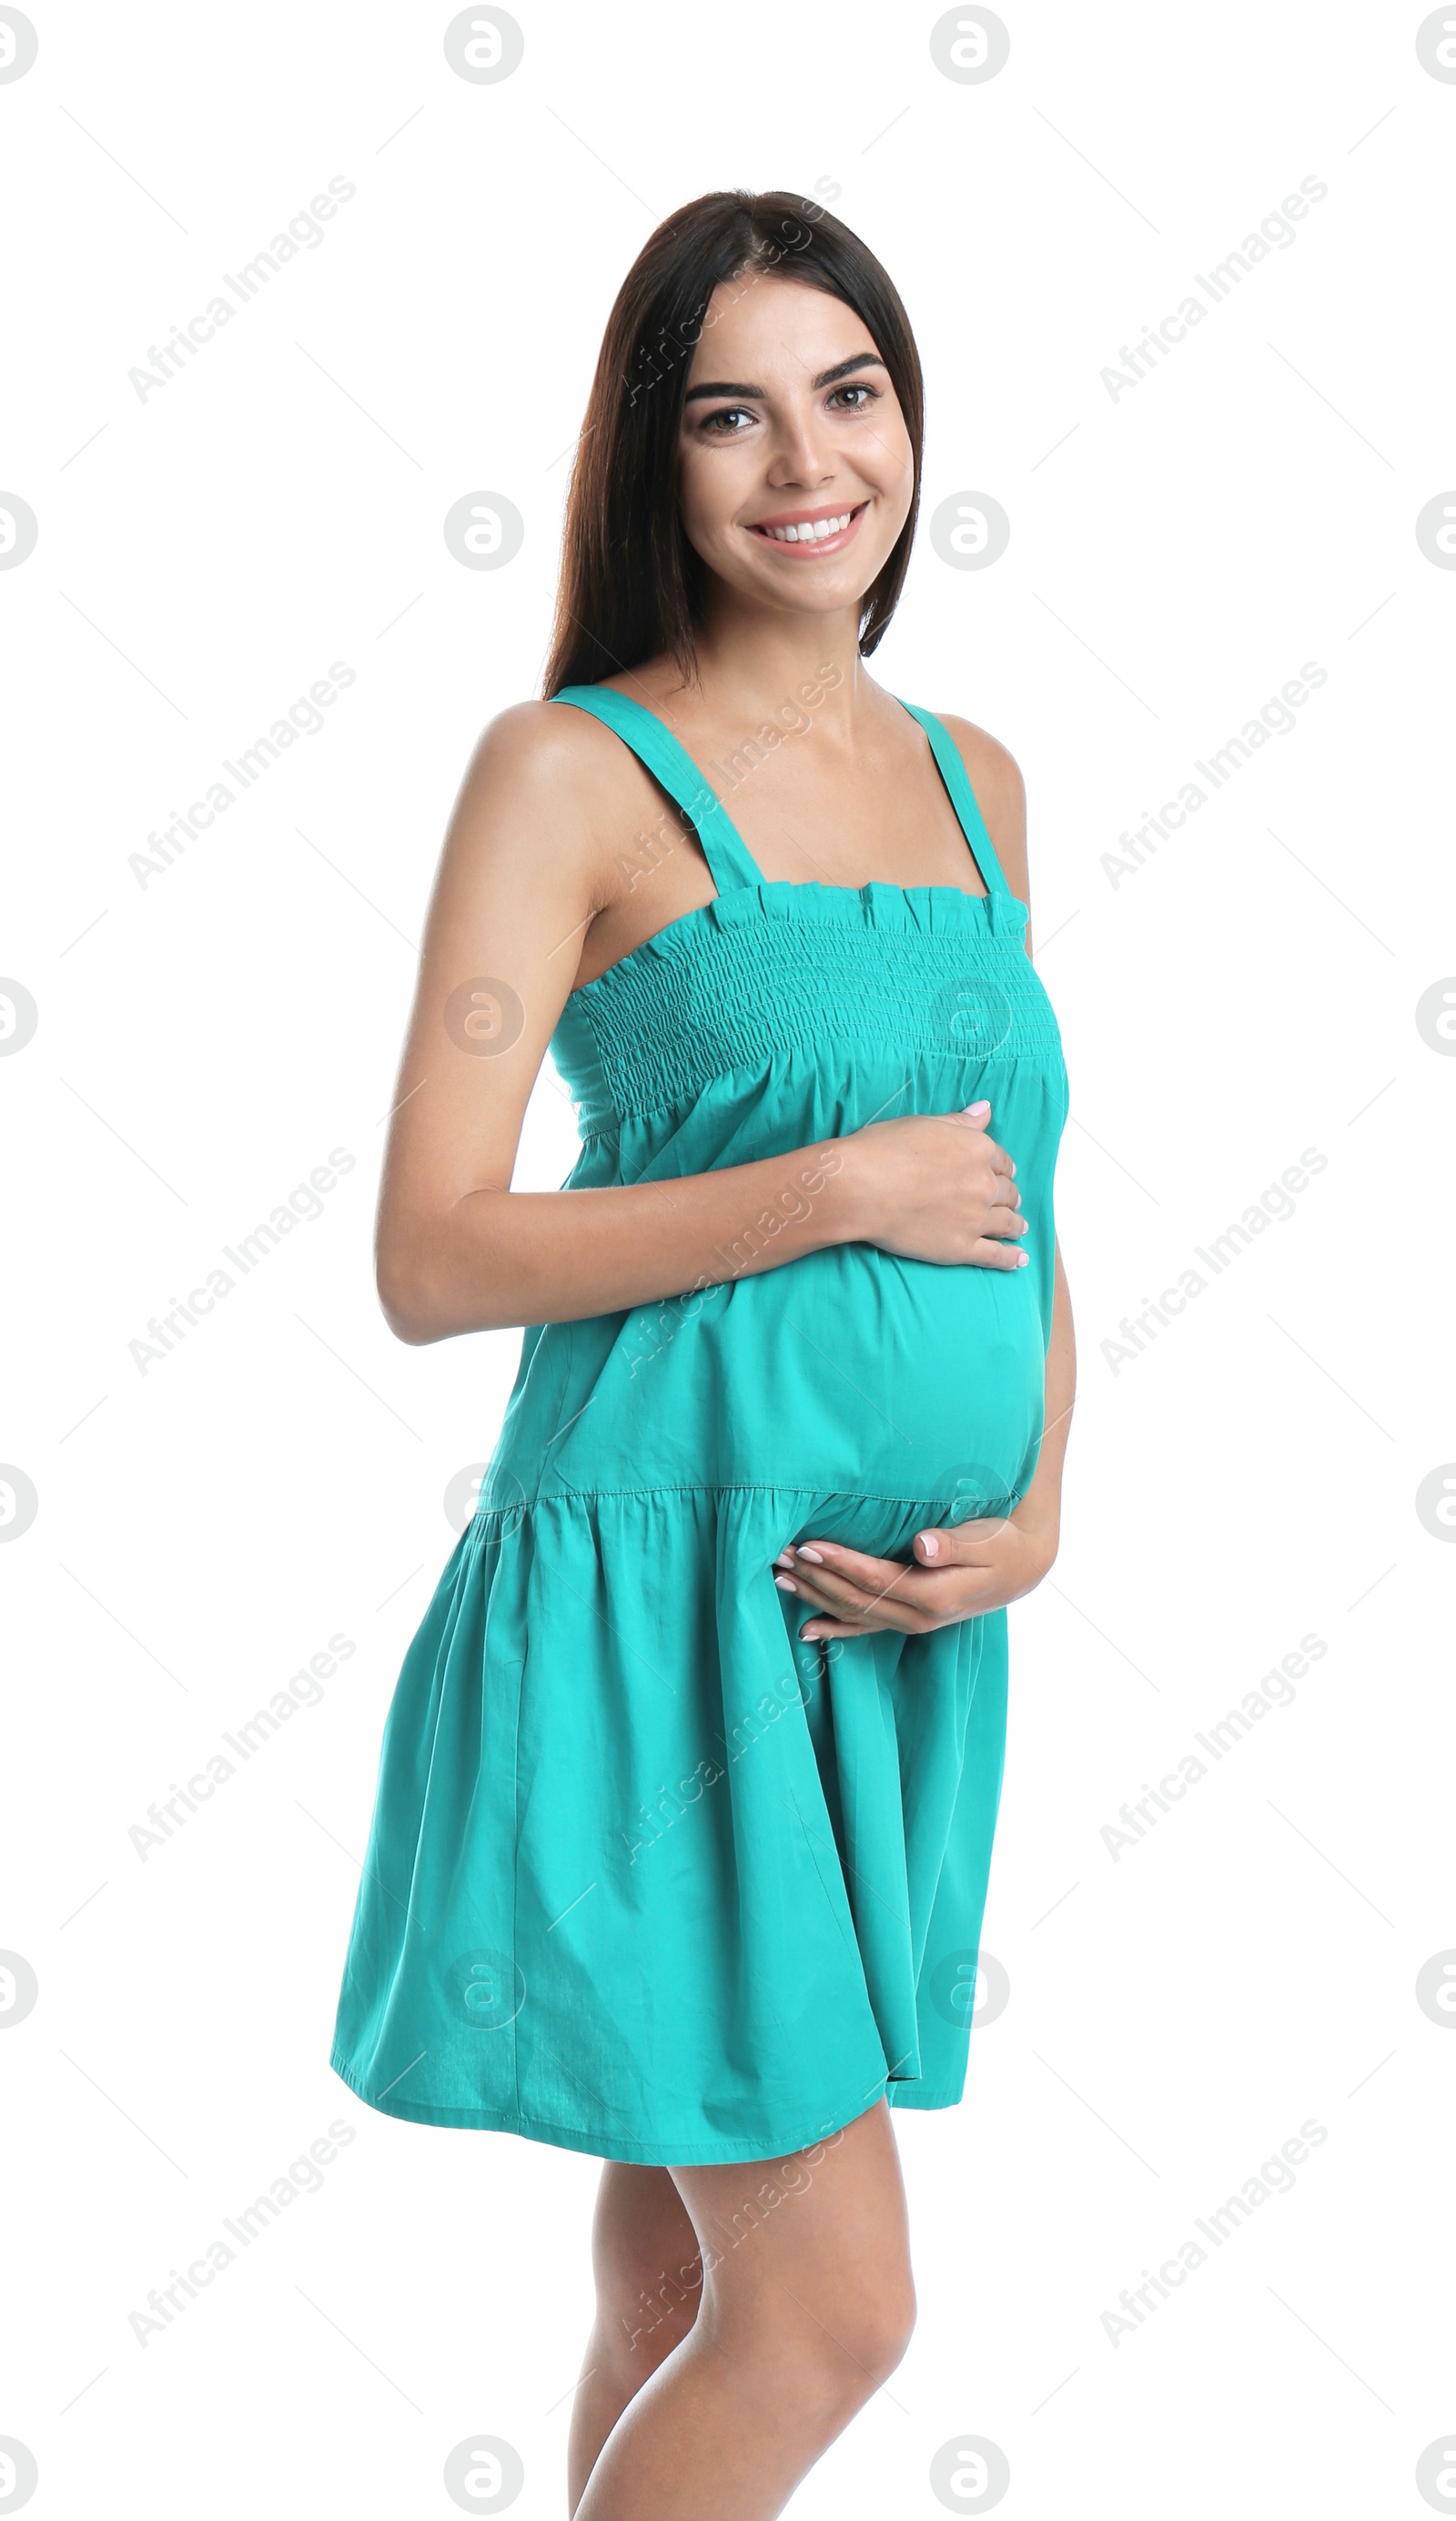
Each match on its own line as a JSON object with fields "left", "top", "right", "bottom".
{"left": 746, "top": 501, "right": 868, "bottom": 553}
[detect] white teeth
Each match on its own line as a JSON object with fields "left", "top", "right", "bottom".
{"left": 763, "top": 511, "right": 853, "bottom": 542}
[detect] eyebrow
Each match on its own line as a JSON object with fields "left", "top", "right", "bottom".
{"left": 682, "top": 352, "right": 887, "bottom": 405}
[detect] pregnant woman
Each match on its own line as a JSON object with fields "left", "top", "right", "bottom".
{"left": 332, "top": 190, "right": 1074, "bottom": 2517}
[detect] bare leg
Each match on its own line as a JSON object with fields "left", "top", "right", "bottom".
{"left": 573, "top": 2100, "right": 915, "bottom": 2520}
{"left": 568, "top": 2163, "right": 704, "bottom": 2515}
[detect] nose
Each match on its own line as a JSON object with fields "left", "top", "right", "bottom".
{"left": 764, "top": 401, "right": 839, "bottom": 491}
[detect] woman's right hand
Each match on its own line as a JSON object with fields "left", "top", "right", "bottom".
{"left": 837, "top": 1101, "right": 1027, "bottom": 1269}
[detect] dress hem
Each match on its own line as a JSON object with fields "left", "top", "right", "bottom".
{"left": 329, "top": 2048, "right": 958, "bottom": 2163}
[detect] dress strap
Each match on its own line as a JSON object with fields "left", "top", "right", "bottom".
{"left": 550, "top": 685, "right": 763, "bottom": 896}
{"left": 895, "top": 699, "right": 1012, "bottom": 902}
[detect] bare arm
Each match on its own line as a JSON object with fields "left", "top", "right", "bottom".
{"left": 942, "top": 704, "right": 1076, "bottom": 1533}
{"left": 936, "top": 714, "right": 1077, "bottom": 1547}
{"left": 776, "top": 721, "right": 1077, "bottom": 1632}
{"left": 1015, "top": 1235, "right": 1076, "bottom": 1554}
{"left": 376, "top": 706, "right": 1026, "bottom": 1343}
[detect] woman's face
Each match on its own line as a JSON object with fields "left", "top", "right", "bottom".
{"left": 675, "top": 271, "right": 915, "bottom": 620}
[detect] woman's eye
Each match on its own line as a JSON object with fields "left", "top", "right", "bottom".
{"left": 693, "top": 384, "right": 879, "bottom": 434}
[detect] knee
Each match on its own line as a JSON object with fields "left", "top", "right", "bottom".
{"left": 590, "top": 2165, "right": 703, "bottom": 2383}
{"left": 598, "top": 2243, "right": 703, "bottom": 2378}
{"left": 828, "top": 2268, "right": 917, "bottom": 2402}
{"left": 725, "top": 2263, "right": 916, "bottom": 2422}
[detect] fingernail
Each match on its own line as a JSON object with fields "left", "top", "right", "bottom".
{"left": 774, "top": 1550, "right": 795, "bottom": 1566}
{"left": 797, "top": 1546, "right": 824, "bottom": 1564}
{"left": 800, "top": 1625, "right": 823, "bottom": 1640}
{"left": 918, "top": 1532, "right": 940, "bottom": 1558}
{"left": 1016, "top": 1251, "right": 1029, "bottom": 1266}
{"left": 774, "top": 1575, "right": 797, "bottom": 1593}
{"left": 966, "top": 1100, "right": 990, "bottom": 1114}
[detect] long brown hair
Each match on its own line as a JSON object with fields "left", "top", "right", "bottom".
{"left": 541, "top": 190, "right": 925, "bottom": 695}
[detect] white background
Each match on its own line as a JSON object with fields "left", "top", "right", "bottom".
{"left": 3, "top": 2, "right": 1453, "bottom": 2515}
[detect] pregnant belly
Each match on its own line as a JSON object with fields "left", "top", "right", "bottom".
{"left": 531, "top": 1241, "right": 1050, "bottom": 1514}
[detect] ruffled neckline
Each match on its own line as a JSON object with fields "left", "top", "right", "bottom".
{"left": 573, "top": 878, "right": 1027, "bottom": 1006}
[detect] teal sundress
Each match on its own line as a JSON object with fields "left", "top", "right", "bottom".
{"left": 330, "top": 685, "right": 1069, "bottom": 2165}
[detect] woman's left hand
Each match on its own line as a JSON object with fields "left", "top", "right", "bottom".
{"left": 774, "top": 1505, "right": 1058, "bottom": 1639}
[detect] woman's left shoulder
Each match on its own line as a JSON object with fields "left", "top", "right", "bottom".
{"left": 934, "top": 713, "right": 1029, "bottom": 896}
